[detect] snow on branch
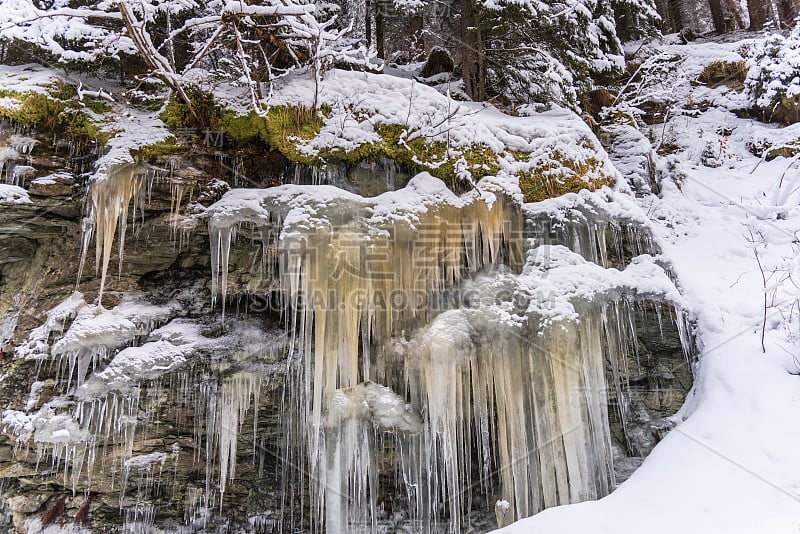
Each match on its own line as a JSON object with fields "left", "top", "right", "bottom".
{"left": 221, "top": 0, "right": 315, "bottom": 17}
{"left": 0, "top": 0, "right": 368, "bottom": 116}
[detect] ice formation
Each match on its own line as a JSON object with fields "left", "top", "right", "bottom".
{"left": 205, "top": 371, "right": 261, "bottom": 495}
{"left": 0, "top": 183, "right": 32, "bottom": 204}
{"left": 2, "top": 307, "right": 283, "bottom": 531}
{"left": 50, "top": 297, "right": 173, "bottom": 389}
{"left": 81, "top": 163, "right": 144, "bottom": 305}
{"left": 75, "top": 115, "right": 193, "bottom": 305}
{"left": 203, "top": 172, "right": 690, "bottom": 532}
{"left": 4, "top": 145, "right": 691, "bottom": 531}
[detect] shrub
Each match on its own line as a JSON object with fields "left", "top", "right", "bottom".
{"left": 746, "top": 29, "right": 800, "bottom": 124}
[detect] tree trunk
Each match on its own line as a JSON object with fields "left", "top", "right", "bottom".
{"left": 725, "top": 0, "right": 744, "bottom": 28}
{"left": 778, "top": 0, "right": 798, "bottom": 27}
{"left": 117, "top": 1, "right": 200, "bottom": 122}
{"left": 459, "top": 0, "right": 485, "bottom": 101}
{"left": 365, "top": 0, "right": 372, "bottom": 49}
{"left": 748, "top": 0, "right": 767, "bottom": 29}
{"left": 708, "top": 0, "right": 727, "bottom": 33}
{"left": 375, "top": 12, "right": 385, "bottom": 59}
{"left": 409, "top": 15, "right": 424, "bottom": 59}
{"left": 664, "top": 0, "right": 686, "bottom": 33}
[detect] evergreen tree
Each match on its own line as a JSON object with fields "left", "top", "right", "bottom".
{"left": 612, "top": 0, "right": 661, "bottom": 41}
{"left": 413, "top": 0, "right": 628, "bottom": 106}
{"left": 0, "top": 0, "right": 368, "bottom": 114}
{"left": 659, "top": 0, "right": 684, "bottom": 32}
{"left": 1, "top": 0, "right": 645, "bottom": 110}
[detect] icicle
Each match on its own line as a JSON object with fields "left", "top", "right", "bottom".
{"left": 169, "top": 180, "right": 195, "bottom": 241}
{"left": 84, "top": 163, "right": 143, "bottom": 306}
{"left": 209, "top": 225, "right": 235, "bottom": 320}
{"left": 205, "top": 372, "right": 261, "bottom": 496}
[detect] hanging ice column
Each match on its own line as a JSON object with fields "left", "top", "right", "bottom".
{"left": 77, "top": 159, "right": 201, "bottom": 307}
{"left": 401, "top": 305, "right": 614, "bottom": 526}
{"left": 76, "top": 162, "right": 144, "bottom": 306}
{"left": 397, "top": 241, "right": 687, "bottom": 528}
{"left": 204, "top": 173, "right": 689, "bottom": 532}
{"left": 206, "top": 174, "right": 523, "bottom": 530}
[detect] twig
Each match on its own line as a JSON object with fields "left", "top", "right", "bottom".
{"left": 750, "top": 231, "right": 768, "bottom": 354}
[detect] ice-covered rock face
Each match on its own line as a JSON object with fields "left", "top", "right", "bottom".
{"left": 200, "top": 172, "right": 693, "bottom": 533}
{"left": 0, "top": 136, "right": 693, "bottom": 534}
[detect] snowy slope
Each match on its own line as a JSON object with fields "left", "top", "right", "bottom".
{"left": 497, "top": 37, "right": 800, "bottom": 534}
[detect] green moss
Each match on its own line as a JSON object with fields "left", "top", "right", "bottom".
{"left": 261, "top": 106, "right": 325, "bottom": 163}
{"left": 220, "top": 112, "right": 266, "bottom": 144}
{"left": 6, "top": 92, "right": 64, "bottom": 132}
{"left": 699, "top": 61, "right": 747, "bottom": 89}
{"left": 159, "top": 87, "right": 329, "bottom": 162}
{"left": 156, "top": 90, "right": 609, "bottom": 200}
{"left": 449, "top": 144, "right": 500, "bottom": 181}
{"left": 0, "top": 89, "right": 109, "bottom": 143}
{"left": 44, "top": 80, "right": 78, "bottom": 101}
{"left": 518, "top": 152, "right": 615, "bottom": 202}
{"left": 60, "top": 110, "right": 109, "bottom": 142}
{"left": 158, "top": 88, "right": 500, "bottom": 185}
{"left": 325, "top": 124, "right": 498, "bottom": 185}
{"left": 131, "top": 137, "right": 185, "bottom": 159}
{"left": 769, "top": 94, "right": 800, "bottom": 125}
{"left": 160, "top": 87, "right": 220, "bottom": 130}
{"left": 85, "top": 99, "right": 112, "bottom": 114}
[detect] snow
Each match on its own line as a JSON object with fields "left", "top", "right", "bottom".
{"left": 618, "top": 37, "right": 753, "bottom": 119}
{"left": 326, "top": 382, "right": 422, "bottom": 433}
{"left": 746, "top": 26, "right": 800, "bottom": 110}
{"left": 0, "top": 97, "right": 20, "bottom": 110}
{"left": 205, "top": 161, "right": 679, "bottom": 529}
{"left": 39, "top": 295, "right": 176, "bottom": 390}
{"left": 24, "top": 518, "right": 90, "bottom": 534}
{"left": 76, "top": 319, "right": 218, "bottom": 397}
{"left": 33, "top": 413, "right": 90, "bottom": 444}
{"left": 205, "top": 171, "right": 516, "bottom": 317}
{"left": 0, "top": 184, "right": 31, "bottom": 204}
{"left": 25, "top": 381, "right": 44, "bottom": 412}
{"left": 208, "top": 172, "right": 503, "bottom": 236}
{"left": 51, "top": 297, "right": 171, "bottom": 358}
{"left": 78, "top": 340, "right": 191, "bottom": 395}
{"left": 0, "top": 64, "right": 62, "bottom": 96}
{"left": 508, "top": 245, "right": 681, "bottom": 325}
{"left": 17, "top": 292, "right": 86, "bottom": 359}
{"left": 0, "top": 0, "right": 130, "bottom": 62}
{"left": 0, "top": 23, "right": 798, "bottom": 534}
{"left": 92, "top": 109, "right": 171, "bottom": 178}
{"left": 232, "top": 68, "right": 620, "bottom": 183}
{"left": 220, "top": 0, "right": 314, "bottom": 16}
{"left": 2, "top": 410, "right": 34, "bottom": 439}
{"left": 74, "top": 317, "right": 278, "bottom": 398}
{"left": 495, "top": 37, "right": 800, "bottom": 534}
{"left": 124, "top": 451, "right": 167, "bottom": 470}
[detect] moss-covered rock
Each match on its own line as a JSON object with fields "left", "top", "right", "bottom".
{"left": 159, "top": 86, "right": 222, "bottom": 131}
{"left": 699, "top": 61, "right": 747, "bottom": 90}
{"left": 131, "top": 137, "right": 186, "bottom": 160}
{"left": 0, "top": 82, "right": 110, "bottom": 143}
{"left": 518, "top": 151, "right": 614, "bottom": 203}
{"left": 419, "top": 47, "right": 455, "bottom": 79}
{"left": 157, "top": 90, "right": 505, "bottom": 187}
{"left": 157, "top": 89, "right": 614, "bottom": 200}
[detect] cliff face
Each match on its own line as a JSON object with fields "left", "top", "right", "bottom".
{"left": 0, "top": 120, "right": 692, "bottom": 533}
{"left": 0, "top": 126, "right": 291, "bottom": 532}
